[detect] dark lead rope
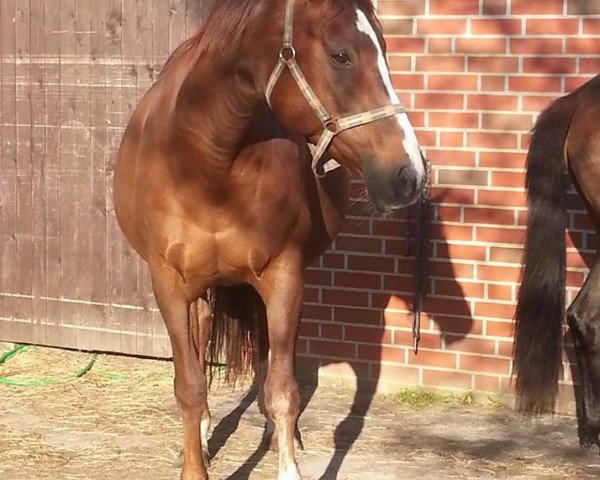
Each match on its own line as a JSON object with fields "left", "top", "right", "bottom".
{"left": 406, "top": 157, "right": 431, "bottom": 354}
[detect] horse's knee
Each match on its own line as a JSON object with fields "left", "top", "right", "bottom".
{"left": 174, "top": 373, "right": 206, "bottom": 412}
{"left": 264, "top": 374, "right": 299, "bottom": 421}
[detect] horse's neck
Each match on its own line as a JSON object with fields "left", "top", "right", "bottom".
{"left": 170, "top": 49, "right": 267, "bottom": 173}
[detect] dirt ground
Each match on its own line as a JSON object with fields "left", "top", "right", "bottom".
{"left": 1, "top": 342, "right": 599, "bottom": 480}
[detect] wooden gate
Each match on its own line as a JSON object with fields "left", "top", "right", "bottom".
{"left": 0, "top": 0, "right": 210, "bottom": 357}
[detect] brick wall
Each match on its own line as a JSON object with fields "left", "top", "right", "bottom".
{"left": 297, "top": 0, "right": 599, "bottom": 410}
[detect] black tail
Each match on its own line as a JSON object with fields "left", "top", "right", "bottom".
{"left": 514, "top": 93, "right": 578, "bottom": 413}
{"left": 207, "top": 284, "right": 266, "bottom": 385}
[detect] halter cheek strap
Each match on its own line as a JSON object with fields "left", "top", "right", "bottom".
{"left": 265, "top": 0, "right": 407, "bottom": 177}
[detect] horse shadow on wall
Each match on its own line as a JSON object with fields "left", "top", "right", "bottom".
{"left": 206, "top": 185, "right": 475, "bottom": 480}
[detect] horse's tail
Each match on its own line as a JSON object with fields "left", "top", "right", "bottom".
{"left": 514, "top": 92, "right": 578, "bottom": 413}
{"left": 207, "top": 285, "right": 266, "bottom": 385}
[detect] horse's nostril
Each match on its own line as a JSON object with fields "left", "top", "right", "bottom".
{"left": 395, "top": 165, "right": 418, "bottom": 198}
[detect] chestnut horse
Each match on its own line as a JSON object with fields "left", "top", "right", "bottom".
{"left": 113, "top": 0, "right": 425, "bottom": 479}
{"left": 514, "top": 74, "right": 600, "bottom": 448}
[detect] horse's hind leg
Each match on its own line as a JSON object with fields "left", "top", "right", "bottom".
{"left": 567, "top": 257, "right": 600, "bottom": 448}
{"left": 256, "top": 256, "right": 303, "bottom": 480}
{"left": 152, "top": 267, "right": 209, "bottom": 480}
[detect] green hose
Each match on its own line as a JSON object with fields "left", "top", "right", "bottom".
{"left": 0, "top": 344, "right": 100, "bottom": 387}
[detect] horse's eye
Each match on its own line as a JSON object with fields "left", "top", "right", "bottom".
{"left": 331, "top": 52, "right": 351, "bottom": 66}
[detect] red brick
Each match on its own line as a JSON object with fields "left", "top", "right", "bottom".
{"left": 386, "top": 37, "right": 426, "bottom": 53}
{"left": 320, "top": 324, "right": 343, "bottom": 340}
{"left": 429, "top": 74, "right": 478, "bottom": 91}
{"left": 335, "top": 236, "right": 382, "bottom": 254}
{"left": 464, "top": 207, "right": 515, "bottom": 226}
{"left": 334, "top": 271, "right": 381, "bottom": 290}
{"left": 510, "top": 38, "right": 562, "bottom": 55}
{"left": 415, "top": 93, "right": 464, "bottom": 110}
{"left": 467, "top": 132, "right": 518, "bottom": 150}
{"left": 433, "top": 315, "right": 483, "bottom": 335}
{"left": 431, "top": 223, "right": 475, "bottom": 242}
{"left": 391, "top": 73, "right": 425, "bottom": 90}
{"left": 424, "top": 296, "right": 473, "bottom": 317}
{"left": 378, "top": 1, "right": 425, "bottom": 16}
{"left": 486, "top": 320, "right": 514, "bottom": 338}
{"left": 387, "top": 55, "right": 412, "bottom": 72}
{"left": 567, "top": 38, "right": 600, "bottom": 54}
{"left": 491, "top": 171, "right": 525, "bottom": 188}
{"left": 459, "top": 355, "right": 510, "bottom": 374}
{"left": 438, "top": 169, "right": 487, "bottom": 186}
{"left": 429, "top": 0, "right": 479, "bottom": 15}
{"left": 488, "top": 284, "right": 513, "bottom": 301}
{"left": 436, "top": 206, "right": 462, "bottom": 222}
{"left": 383, "top": 309, "right": 412, "bottom": 329}
{"left": 478, "top": 189, "right": 526, "bottom": 207}
{"left": 416, "top": 56, "right": 465, "bottom": 72}
{"left": 417, "top": 18, "right": 467, "bottom": 34}
{"left": 305, "top": 269, "right": 332, "bottom": 286}
{"left": 511, "top": 0, "right": 564, "bottom": 15}
{"left": 436, "top": 243, "right": 487, "bottom": 261}
{"left": 298, "top": 320, "right": 319, "bottom": 338}
{"left": 482, "top": 0, "right": 507, "bottom": 15}
{"left": 567, "top": 250, "right": 594, "bottom": 270}
{"left": 583, "top": 19, "right": 600, "bottom": 35}
{"left": 430, "top": 186, "right": 475, "bottom": 204}
{"left": 408, "top": 350, "right": 457, "bottom": 368}
{"left": 302, "top": 304, "right": 332, "bottom": 321}
{"left": 509, "top": 76, "right": 562, "bottom": 93}
{"left": 429, "top": 261, "right": 475, "bottom": 280}
{"left": 440, "top": 131, "right": 465, "bottom": 148}
{"left": 347, "top": 255, "right": 396, "bottom": 273}
{"left": 482, "top": 113, "right": 534, "bottom": 131}
{"left": 445, "top": 336, "right": 497, "bottom": 355}
{"left": 474, "top": 301, "right": 516, "bottom": 320}
{"left": 334, "top": 306, "right": 381, "bottom": 325}
{"left": 359, "top": 344, "right": 405, "bottom": 362}
{"left": 471, "top": 18, "right": 522, "bottom": 35}
{"left": 476, "top": 226, "right": 525, "bottom": 245}
{"left": 376, "top": 364, "right": 420, "bottom": 384}
{"left": 425, "top": 149, "right": 476, "bottom": 167}
{"left": 526, "top": 18, "right": 579, "bottom": 35}
{"left": 423, "top": 369, "right": 472, "bottom": 389}
{"left": 580, "top": 58, "right": 600, "bottom": 74}
{"left": 435, "top": 279, "right": 485, "bottom": 299}
{"left": 467, "top": 94, "right": 518, "bottom": 111}
{"left": 428, "top": 38, "right": 452, "bottom": 53}
{"left": 522, "top": 57, "right": 576, "bottom": 75}
{"left": 521, "top": 95, "right": 556, "bottom": 113}
{"left": 304, "top": 287, "right": 319, "bottom": 303}
{"left": 394, "top": 331, "right": 442, "bottom": 350}
{"left": 322, "top": 253, "right": 345, "bottom": 269}
{"left": 345, "top": 325, "right": 393, "bottom": 344}
{"left": 309, "top": 340, "right": 355, "bottom": 359}
{"left": 456, "top": 37, "right": 507, "bottom": 54}
{"left": 321, "top": 289, "right": 369, "bottom": 308}
{"left": 381, "top": 18, "right": 414, "bottom": 36}
{"left": 481, "top": 75, "right": 506, "bottom": 92}
{"left": 479, "top": 151, "right": 525, "bottom": 168}
{"left": 468, "top": 56, "right": 519, "bottom": 73}
{"left": 498, "top": 341, "right": 513, "bottom": 357}
{"left": 489, "top": 246, "right": 522, "bottom": 264}
{"left": 477, "top": 264, "right": 521, "bottom": 283}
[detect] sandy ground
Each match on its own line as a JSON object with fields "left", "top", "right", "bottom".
{"left": 1, "top": 342, "right": 599, "bottom": 480}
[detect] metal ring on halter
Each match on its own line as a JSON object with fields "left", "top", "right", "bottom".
{"left": 324, "top": 119, "right": 340, "bottom": 134}
{"left": 279, "top": 46, "right": 296, "bottom": 62}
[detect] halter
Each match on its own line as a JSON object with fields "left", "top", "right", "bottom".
{"left": 265, "top": 0, "right": 407, "bottom": 177}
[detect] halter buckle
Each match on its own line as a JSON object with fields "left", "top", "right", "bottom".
{"left": 279, "top": 46, "right": 296, "bottom": 62}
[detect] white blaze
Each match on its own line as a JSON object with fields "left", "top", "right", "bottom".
{"left": 355, "top": 9, "right": 425, "bottom": 178}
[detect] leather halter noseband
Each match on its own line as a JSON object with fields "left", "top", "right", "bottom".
{"left": 265, "top": 0, "right": 407, "bottom": 177}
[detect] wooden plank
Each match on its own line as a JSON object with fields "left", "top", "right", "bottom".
{"left": 30, "top": 0, "right": 49, "bottom": 344}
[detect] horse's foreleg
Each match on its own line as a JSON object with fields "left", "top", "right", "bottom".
{"left": 256, "top": 256, "right": 303, "bottom": 480}
{"left": 567, "top": 259, "right": 600, "bottom": 449}
{"left": 152, "top": 268, "right": 209, "bottom": 480}
{"left": 196, "top": 298, "right": 213, "bottom": 468}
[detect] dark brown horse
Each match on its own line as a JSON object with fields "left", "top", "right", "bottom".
{"left": 514, "top": 74, "right": 600, "bottom": 448}
{"left": 113, "top": 1, "right": 426, "bottom": 479}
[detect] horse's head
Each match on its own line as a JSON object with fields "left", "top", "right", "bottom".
{"left": 263, "top": 0, "right": 425, "bottom": 213}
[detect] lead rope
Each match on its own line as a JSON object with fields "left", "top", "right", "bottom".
{"left": 408, "top": 157, "right": 431, "bottom": 354}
